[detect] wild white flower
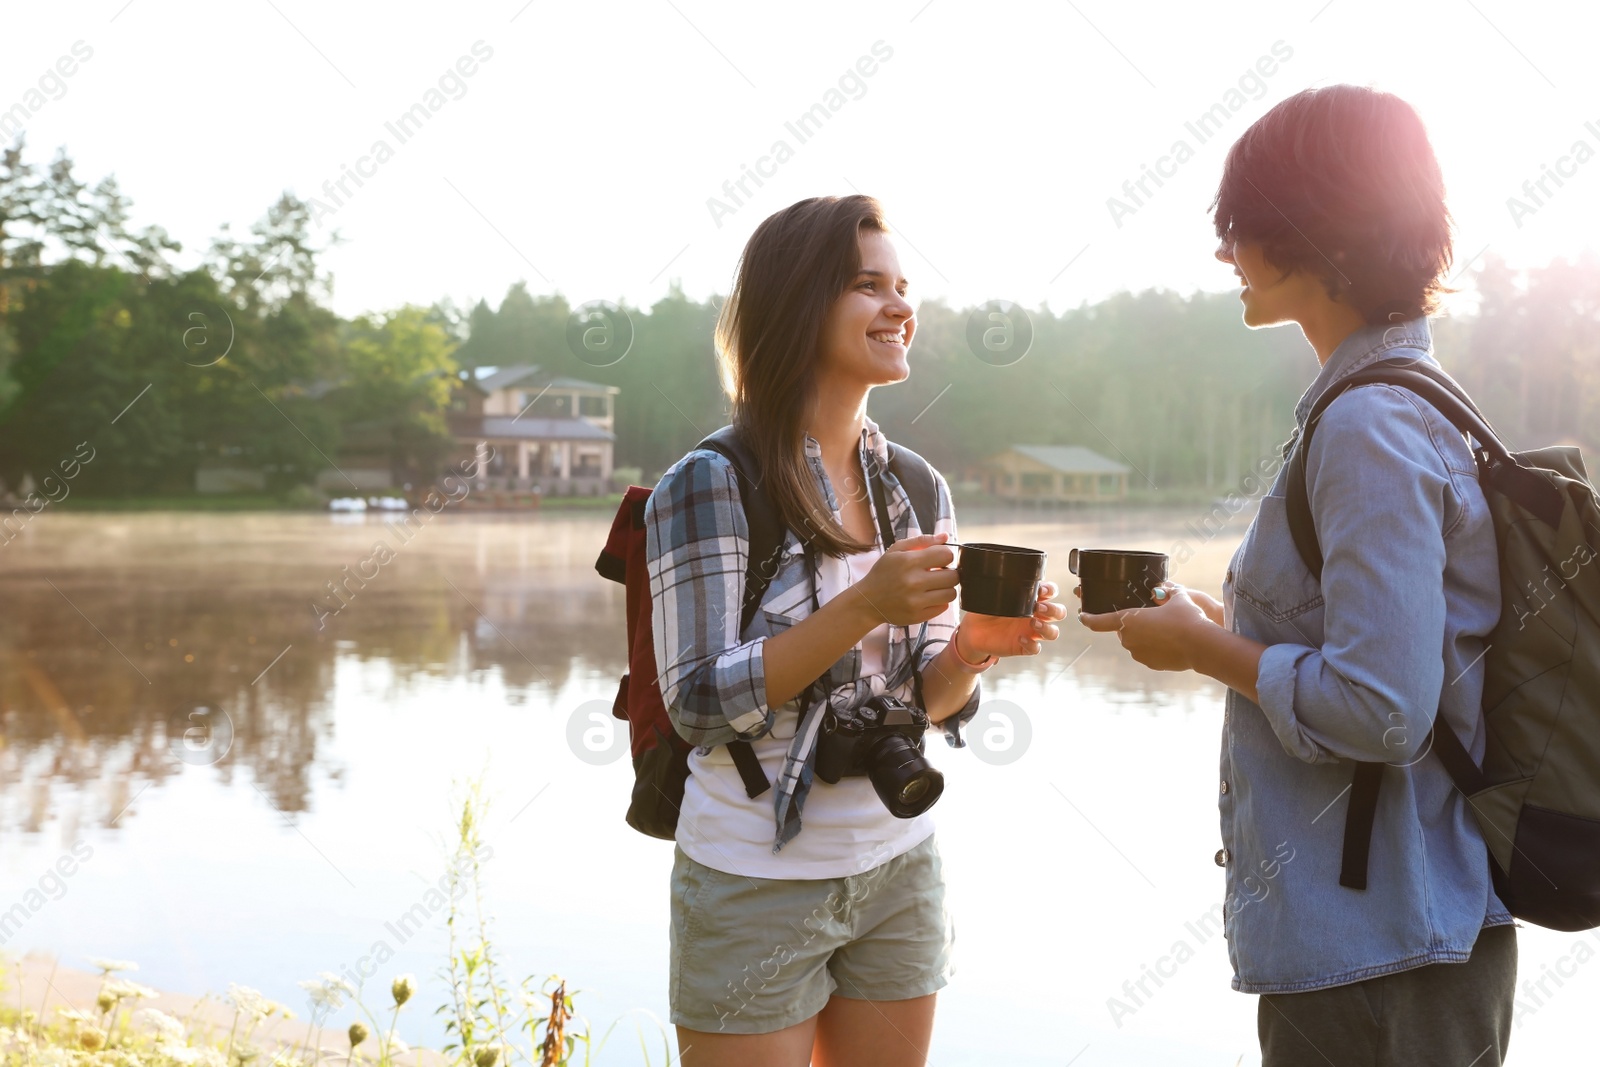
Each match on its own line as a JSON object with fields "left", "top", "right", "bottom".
{"left": 55, "top": 1007, "right": 98, "bottom": 1024}
{"left": 0, "top": 1025, "right": 35, "bottom": 1048}
{"left": 102, "top": 978, "right": 160, "bottom": 1001}
{"left": 87, "top": 957, "right": 140, "bottom": 974}
{"left": 295, "top": 973, "right": 357, "bottom": 1013}
{"left": 226, "top": 984, "right": 273, "bottom": 1021}
{"left": 139, "top": 1008, "right": 186, "bottom": 1041}
{"left": 384, "top": 1033, "right": 409, "bottom": 1057}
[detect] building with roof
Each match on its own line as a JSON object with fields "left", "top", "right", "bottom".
{"left": 974, "top": 445, "right": 1130, "bottom": 503}
{"left": 449, "top": 366, "right": 619, "bottom": 495}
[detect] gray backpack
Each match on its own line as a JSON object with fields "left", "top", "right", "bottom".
{"left": 1286, "top": 358, "right": 1600, "bottom": 931}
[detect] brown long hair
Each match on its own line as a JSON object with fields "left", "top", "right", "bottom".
{"left": 715, "top": 195, "right": 885, "bottom": 557}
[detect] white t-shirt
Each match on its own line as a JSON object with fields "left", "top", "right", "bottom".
{"left": 675, "top": 544, "right": 937, "bottom": 878}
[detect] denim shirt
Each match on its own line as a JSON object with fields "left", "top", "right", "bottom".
{"left": 1219, "top": 316, "right": 1512, "bottom": 994}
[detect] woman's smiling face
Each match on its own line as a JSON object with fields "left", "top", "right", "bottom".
{"left": 1217, "top": 237, "right": 1322, "bottom": 329}
{"left": 817, "top": 228, "right": 916, "bottom": 388}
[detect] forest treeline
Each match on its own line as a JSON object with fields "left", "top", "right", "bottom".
{"left": 1, "top": 139, "right": 1596, "bottom": 497}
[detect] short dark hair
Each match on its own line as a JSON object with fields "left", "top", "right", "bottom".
{"left": 1211, "top": 85, "right": 1453, "bottom": 324}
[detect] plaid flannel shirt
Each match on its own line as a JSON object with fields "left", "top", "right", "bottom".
{"left": 644, "top": 418, "right": 979, "bottom": 853}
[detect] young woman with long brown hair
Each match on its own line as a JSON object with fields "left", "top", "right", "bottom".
{"left": 645, "top": 194, "right": 1064, "bottom": 1066}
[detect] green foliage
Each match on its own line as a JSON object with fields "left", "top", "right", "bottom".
{"left": 454, "top": 284, "right": 567, "bottom": 370}
{"left": 427, "top": 777, "right": 674, "bottom": 1067}
{"left": 860, "top": 290, "right": 1314, "bottom": 490}
{"left": 1, "top": 138, "right": 1596, "bottom": 502}
{"left": 0, "top": 136, "right": 181, "bottom": 279}
{"left": 0, "top": 141, "right": 458, "bottom": 496}
{"left": 497, "top": 268, "right": 1600, "bottom": 493}
{"left": 336, "top": 305, "right": 462, "bottom": 478}
{"left": 1442, "top": 252, "right": 1600, "bottom": 453}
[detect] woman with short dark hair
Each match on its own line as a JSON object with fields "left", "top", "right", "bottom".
{"left": 1082, "top": 85, "right": 1517, "bottom": 1065}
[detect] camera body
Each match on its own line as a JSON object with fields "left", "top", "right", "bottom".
{"left": 813, "top": 694, "right": 927, "bottom": 780}
{"left": 813, "top": 694, "right": 945, "bottom": 818}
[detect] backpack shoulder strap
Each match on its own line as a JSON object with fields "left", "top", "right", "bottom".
{"left": 886, "top": 441, "right": 939, "bottom": 537}
{"left": 1279, "top": 359, "right": 1507, "bottom": 893}
{"left": 882, "top": 441, "right": 941, "bottom": 714}
{"left": 1284, "top": 360, "right": 1507, "bottom": 581}
{"left": 696, "top": 425, "right": 787, "bottom": 635}
{"left": 691, "top": 425, "right": 775, "bottom": 800}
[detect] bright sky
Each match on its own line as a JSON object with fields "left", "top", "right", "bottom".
{"left": 5, "top": 0, "right": 1597, "bottom": 320}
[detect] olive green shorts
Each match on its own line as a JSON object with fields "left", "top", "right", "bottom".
{"left": 668, "top": 834, "right": 954, "bottom": 1034}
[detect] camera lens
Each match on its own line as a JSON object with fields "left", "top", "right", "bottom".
{"left": 867, "top": 734, "right": 944, "bottom": 818}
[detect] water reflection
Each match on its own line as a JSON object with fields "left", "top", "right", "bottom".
{"left": 8, "top": 507, "right": 1597, "bottom": 1067}
{"left": 0, "top": 507, "right": 1248, "bottom": 837}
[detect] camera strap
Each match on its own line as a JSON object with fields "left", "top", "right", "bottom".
{"left": 808, "top": 455, "right": 907, "bottom": 734}
{"left": 867, "top": 454, "right": 899, "bottom": 552}
{"left": 803, "top": 448, "right": 934, "bottom": 757}
{"left": 866, "top": 453, "right": 931, "bottom": 714}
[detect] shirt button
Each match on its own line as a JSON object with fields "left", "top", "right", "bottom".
{"left": 1220, "top": 780, "right": 1230, "bottom": 795}
{"left": 1215, "top": 848, "right": 1230, "bottom": 867}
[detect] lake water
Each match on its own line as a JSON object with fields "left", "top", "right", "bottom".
{"left": 2, "top": 508, "right": 1593, "bottom": 1066}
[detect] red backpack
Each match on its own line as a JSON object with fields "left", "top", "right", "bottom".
{"left": 595, "top": 426, "right": 937, "bottom": 839}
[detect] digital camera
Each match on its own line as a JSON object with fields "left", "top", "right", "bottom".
{"left": 812, "top": 694, "right": 945, "bottom": 818}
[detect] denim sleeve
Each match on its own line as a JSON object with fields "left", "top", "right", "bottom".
{"left": 1255, "top": 385, "right": 1458, "bottom": 764}
{"left": 916, "top": 464, "right": 982, "bottom": 747}
{"left": 644, "top": 450, "right": 773, "bottom": 747}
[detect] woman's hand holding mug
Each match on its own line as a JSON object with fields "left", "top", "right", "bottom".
{"left": 958, "top": 580, "right": 1066, "bottom": 658}
{"left": 851, "top": 532, "right": 1065, "bottom": 657}
{"left": 853, "top": 532, "right": 961, "bottom": 626}
{"left": 1076, "top": 580, "right": 1220, "bottom": 671}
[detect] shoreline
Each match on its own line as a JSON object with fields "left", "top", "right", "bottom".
{"left": 35, "top": 488, "right": 1240, "bottom": 515}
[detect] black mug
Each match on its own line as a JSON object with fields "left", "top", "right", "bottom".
{"left": 957, "top": 542, "right": 1046, "bottom": 617}
{"left": 1069, "top": 549, "right": 1169, "bottom": 614}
